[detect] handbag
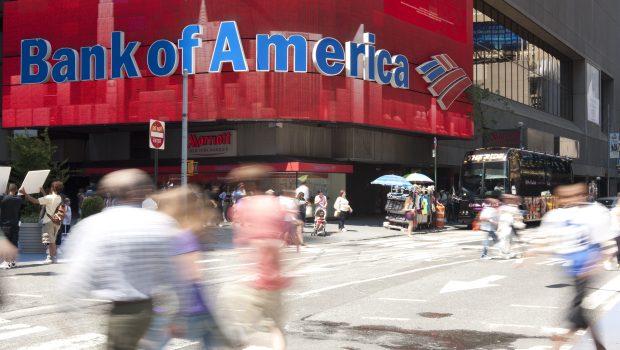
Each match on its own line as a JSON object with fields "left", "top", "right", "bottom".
{"left": 404, "top": 211, "right": 413, "bottom": 221}
{"left": 334, "top": 210, "right": 340, "bottom": 218}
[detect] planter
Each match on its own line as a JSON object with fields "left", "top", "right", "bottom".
{"left": 19, "top": 223, "right": 45, "bottom": 254}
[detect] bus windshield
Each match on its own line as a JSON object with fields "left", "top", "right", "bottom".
{"left": 461, "top": 161, "right": 507, "bottom": 197}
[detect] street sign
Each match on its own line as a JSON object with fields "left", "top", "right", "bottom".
{"left": 149, "top": 119, "right": 165, "bottom": 150}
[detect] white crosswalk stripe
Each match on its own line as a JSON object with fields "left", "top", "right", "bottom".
{"left": 14, "top": 333, "right": 106, "bottom": 350}
{"left": 0, "top": 324, "right": 47, "bottom": 341}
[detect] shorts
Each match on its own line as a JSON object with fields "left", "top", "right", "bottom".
{"left": 215, "top": 283, "right": 282, "bottom": 347}
{"left": 41, "top": 222, "right": 60, "bottom": 245}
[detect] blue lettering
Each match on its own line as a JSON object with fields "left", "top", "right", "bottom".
{"left": 312, "top": 37, "right": 345, "bottom": 76}
{"left": 51, "top": 48, "right": 79, "bottom": 83}
{"left": 147, "top": 40, "right": 179, "bottom": 77}
{"left": 178, "top": 24, "right": 203, "bottom": 74}
{"left": 80, "top": 45, "right": 107, "bottom": 81}
{"left": 111, "top": 31, "right": 141, "bottom": 79}
{"left": 20, "top": 38, "right": 52, "bottom": 84}
{"left": 256, "top": 34, "right": 307, "bottom": 73}
{"left": 374, "top": 49, "right": 392, "bottom": 85}
{"left": 345, "top": 41, "right": 366, "bottom": 78}
{"left": 390, "top": 54, "right": 409, "bottom": 89}
{"left": 363, "top": 33, "right": 376, "bottom": 81}
{"left": 209, "top": 21, "right": 248, "bottom": 72}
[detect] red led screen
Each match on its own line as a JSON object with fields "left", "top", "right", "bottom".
{"left": 2, "top": 0, "right": 473, "bottom": 138}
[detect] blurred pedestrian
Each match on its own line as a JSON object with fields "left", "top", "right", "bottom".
{"left": 296, "top": 192, "right": 308, "bottom": 224}
{"left": 604, "top": 197, "right": 620, "bottom": 270}
{"left": 402, "top": 195, "right": 416, "bottom": 237}
{"left": 295, "top": 179, "right": 310, "bottom": 206}
{"left": 63, "top": 169, "right": 182, "bottom": 350}
{"left": 21, "top": 181, "right": 65, "bottom": 264}
{"left": 216, "top": 165, "right": 289, "bottom": 350}
{"left": 480, "top": 197, "right": 499, "bottom": 259}
{"left": 0, "top": 184, "right": 25, "bottom": 269}
{"left": 143, "top": 185, "right": 224, "bottom": 349}
{"left": 280, "top": 190, "right": 302, "bottom": 250}
{"left": 0, "top": 229, "right": 17, "bottom": 270}
{"left": 534, "top": 183, "right": 612, "bottom": 350}
{"left": 219, "top": 186, "right": 231, "bottom": 223}
{"left": 496, "top": 194, "right": 525, "bottom": 259}
{"left": 334, "top": 190, "right": 352, "bottom": 232}
{"left": 60, "top": 197, "right": 72, "bottom": 238}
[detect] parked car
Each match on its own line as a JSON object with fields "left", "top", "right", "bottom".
{"left": 596, "top": 196, "right": 617, "bottom": 209}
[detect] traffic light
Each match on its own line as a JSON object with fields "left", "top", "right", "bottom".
{"left": 187, "top": 160, "right": 198, "bottom": 176}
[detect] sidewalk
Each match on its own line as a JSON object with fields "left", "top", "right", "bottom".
{"left": 300, "top": 216, "right": 463, "bottom": 244}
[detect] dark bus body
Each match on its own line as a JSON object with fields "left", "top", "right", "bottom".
{"left": 458, "top": 148, "right": 573, "bottom": 224}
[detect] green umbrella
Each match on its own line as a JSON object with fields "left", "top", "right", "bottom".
{"left": 298, "top": 175, "right": 309, "bottom": 182}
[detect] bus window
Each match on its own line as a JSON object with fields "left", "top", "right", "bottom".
{"left": 462, "top": 162, "right": 483, "bottom": 197}
{"left": 461, "top": 161, "right": 507, "bottom": 197}
{"left": 483, "top": 162, "right": 507, "bottom": 195}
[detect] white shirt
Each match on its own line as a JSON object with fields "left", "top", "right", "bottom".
{"left": 540, "top": 202, "right": 612, "bottom": 255}
{"left": 295, "top": 185, "right": 310, "bottom": 203}
{"left": 64, "top": 206, "right": 180, "bottom": 301}
{"left": 479, "top": 206, "right": 498, "bottom": 232}
{"left": 314, "top": 195, "right": 327, "bottom": 209}
{"left": 38, "top": 194, "right": 62, "bottom": 224}
{"left": 334, "top": 197, "right": 350, "bottom": 212}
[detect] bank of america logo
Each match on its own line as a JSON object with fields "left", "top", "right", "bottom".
{"left": 415, "top": 54, "right": 472, "bottom": 111}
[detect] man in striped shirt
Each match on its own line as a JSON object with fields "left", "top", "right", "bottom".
{"left": 64, "top": 169, "right": 181, "bottom": 350}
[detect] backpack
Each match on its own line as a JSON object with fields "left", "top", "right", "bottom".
{"left": 46, "top": 201, "right": 66, "bottom": 225}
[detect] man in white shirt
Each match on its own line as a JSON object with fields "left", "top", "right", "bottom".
{"left": 21, "top": 181, "right": 64, "bottom": 264}
{"left": 63, "top": 169, "right": 181, "bottom": 350}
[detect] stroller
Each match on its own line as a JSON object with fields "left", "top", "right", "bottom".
{"left": 312, "top": 208, "right": 327, "bottom": 236}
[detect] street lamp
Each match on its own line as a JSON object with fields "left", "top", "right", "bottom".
{"left": 518, "top": 122, "right": 525, "bottom": 149}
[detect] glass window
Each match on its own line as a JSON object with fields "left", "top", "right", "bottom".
{"left": 473, "top": 1, "right": 573, "bottom": 120}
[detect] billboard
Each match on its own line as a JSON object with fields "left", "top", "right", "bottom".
{"left": 2, "top": 0, "right": 473, "bottom": 138}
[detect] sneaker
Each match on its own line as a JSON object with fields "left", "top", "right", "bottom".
{"left": 341, "top": 228, "right": 347, "bottom": 232}
{"left": 51, "top": 256, "right": 58, "bottom": 264}
{"left": 604, "top": 261, "right": 618, "bottom": 271}
{"left": 9, "top": 261, "right": 16, "bottom": 269}
{"left": 43, "top": 256, "right": 53, "bottom": 265}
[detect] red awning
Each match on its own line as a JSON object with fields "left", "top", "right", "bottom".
{"left": 83, "top": 162, "right": 353, "bottom": 176}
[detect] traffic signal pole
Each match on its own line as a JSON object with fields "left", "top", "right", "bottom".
{"left": 181, "top": 69, "right": 188, "bottom": 186}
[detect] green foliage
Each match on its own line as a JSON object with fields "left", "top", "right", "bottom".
{"left": 8, "top": 129, "right": 70, "bottom": 186}
{"left": 21, "top": 205, "right": 42, "bottom": 223}
{"left": 81, "top": 196, "right": 105, "bottom": 219}
{"left": 8, "top": 129, "right": 71, "bottom": 223}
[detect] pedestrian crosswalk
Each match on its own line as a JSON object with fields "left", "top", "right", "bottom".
{"left": 0, "top": 317, "right": 199, "bottom": 350}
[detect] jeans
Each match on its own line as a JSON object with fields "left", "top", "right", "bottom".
{"left": 338, "top": 211, "right": 348, "bottom": 229}
{"left": 481, "top": 230, "right": 498, "bottom": 257}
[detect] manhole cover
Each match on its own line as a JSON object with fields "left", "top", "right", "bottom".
{"left": 418, "top": 312, "right": 452, "bottom": 318}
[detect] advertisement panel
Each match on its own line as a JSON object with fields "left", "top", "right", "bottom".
{"left": 188, "top": 130, "right": 236, "bottom": 158}
{"left": 610, "top": 133, "right": 619, "bottom": 159}
{"left": 587, "top": 63, "right": 601, "bottom": 125}
{"left": 2, "top": 0, "right": 473, "bottom": 138}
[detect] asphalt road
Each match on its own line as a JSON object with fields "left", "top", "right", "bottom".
{"left": 1, "top": 223, "right": 620, "bottom": 350}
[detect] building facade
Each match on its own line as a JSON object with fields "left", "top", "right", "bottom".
{"left": 1, "top": 0, "right": 618, "bottom": 214}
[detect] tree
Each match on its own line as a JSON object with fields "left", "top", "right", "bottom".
{"left": 8, "top": 129, "right": 70, "bottom": 185}
{"left": 8, "top": 129, "right": 70, "bottom": 222}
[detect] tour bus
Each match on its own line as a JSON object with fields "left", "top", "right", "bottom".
{"left": 458, "top": 148, "right": 573, "bottom": 223}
